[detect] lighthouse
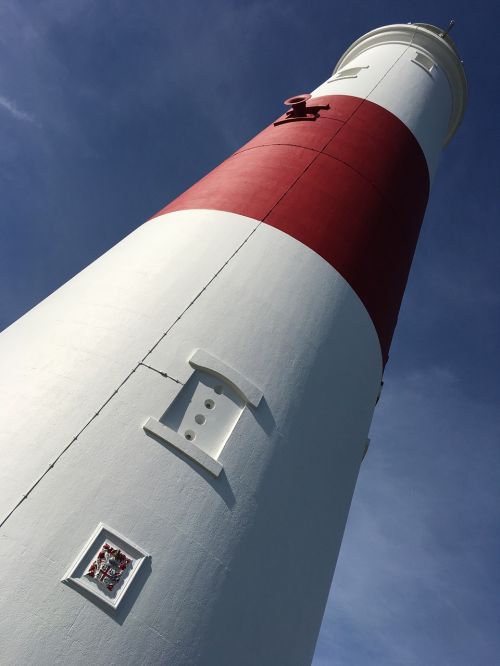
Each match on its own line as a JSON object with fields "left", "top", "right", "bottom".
{"left": 0, "top": 22, "right": 466, "bottom": 666}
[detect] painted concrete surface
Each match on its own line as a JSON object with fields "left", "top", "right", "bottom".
{"left": 0, "top": 220, "right": 382, "bottom": 665}
{"left": 311, "top": 43, "right": 408, "bottom": 101}
{"left": 0, "top": 210, "right": 258, "bottom": 520}
{"left": 155, "top": 94, "right": 430, "bottom": 362}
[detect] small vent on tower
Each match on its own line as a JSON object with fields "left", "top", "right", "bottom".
{"left": 412, "top": 52, "right": 435, "bottom": 74}
{"left": 143, "top": 349, "right": 262, "bottom": 477}
{"left": 329, "top": 65, "right": 369, "bottom": 82}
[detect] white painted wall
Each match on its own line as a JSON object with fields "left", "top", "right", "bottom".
{"left": 0, "top": 210, "right": 257, "bottom": 518}
{"left": 311, "top": 43, "right": 408, "bottom": 100}
{"left": 0, "top": 214, "right": 382, "bottom": 665}
{"left": 311, "top": 23, "right": 467, "bottom": 179}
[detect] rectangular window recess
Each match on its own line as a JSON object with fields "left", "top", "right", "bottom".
{"left": 144, "top": 417, "right": 223, "bottom": 477}
{"left": 328, "top": 65, "right": 369, "bottom": 82}
{"left": 143, "top": 350, "right": 263, "bottom": 476}
{"left": 412, "top": 52, "right": 435, "bottom": 74}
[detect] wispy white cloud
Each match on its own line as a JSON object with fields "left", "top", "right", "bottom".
{"left": 0, "top": 95, "right": 35, "bottom": 123}
{"left": 314, "top": 363, "right": 500, "bottom": 665}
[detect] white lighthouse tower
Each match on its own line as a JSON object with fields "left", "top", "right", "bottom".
{"left": 0, "top": 23, "right": 466, "bottom": 665}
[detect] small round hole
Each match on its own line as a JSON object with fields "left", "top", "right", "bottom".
{"left": 195, "top": 414, "right": 206, "bottom": 425}
{"left": 214, "top": 386, "right": 223, "bottom": 395}
{"left": 204, "top": 399, "right": 215, "bottom": 410}
{"left": 184, "top": 429, "right": 195, "bottom": 441}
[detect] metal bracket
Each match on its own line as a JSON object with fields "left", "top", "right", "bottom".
{"left": 274, "top": 94, "right": 330, "bottom": 126}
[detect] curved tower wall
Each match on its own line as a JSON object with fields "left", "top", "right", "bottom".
{"left": 0, "top": 24, "right": 466, "bottom": 666}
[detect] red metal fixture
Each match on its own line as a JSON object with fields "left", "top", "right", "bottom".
{"left": 274, "top": 94, "right": 330, "bottom": 126}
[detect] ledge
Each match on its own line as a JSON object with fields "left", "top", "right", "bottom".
{"left": 189, "top": 349, "right": 263, "bottom": 408}
{"left": 143, "top": 417, "right": 223, "bottom": 477}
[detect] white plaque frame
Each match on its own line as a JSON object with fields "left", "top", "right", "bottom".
{"left": 61, "top": 522, "right": 149, "bottom": 610}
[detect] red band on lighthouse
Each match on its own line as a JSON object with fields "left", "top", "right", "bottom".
{"left": 155, "top": 95, "right": 430, "bottom": 363}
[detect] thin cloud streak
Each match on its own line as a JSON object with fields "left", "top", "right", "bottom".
{"left": 314, "top": 363, "right": 500, "bottom": 665}
{"left": 0, "top": 94, "right": 35, "bottom": 123}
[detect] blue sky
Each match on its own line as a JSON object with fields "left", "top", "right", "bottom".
{"left": 1, "top": 1, "right": 499, "bottom": 664}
